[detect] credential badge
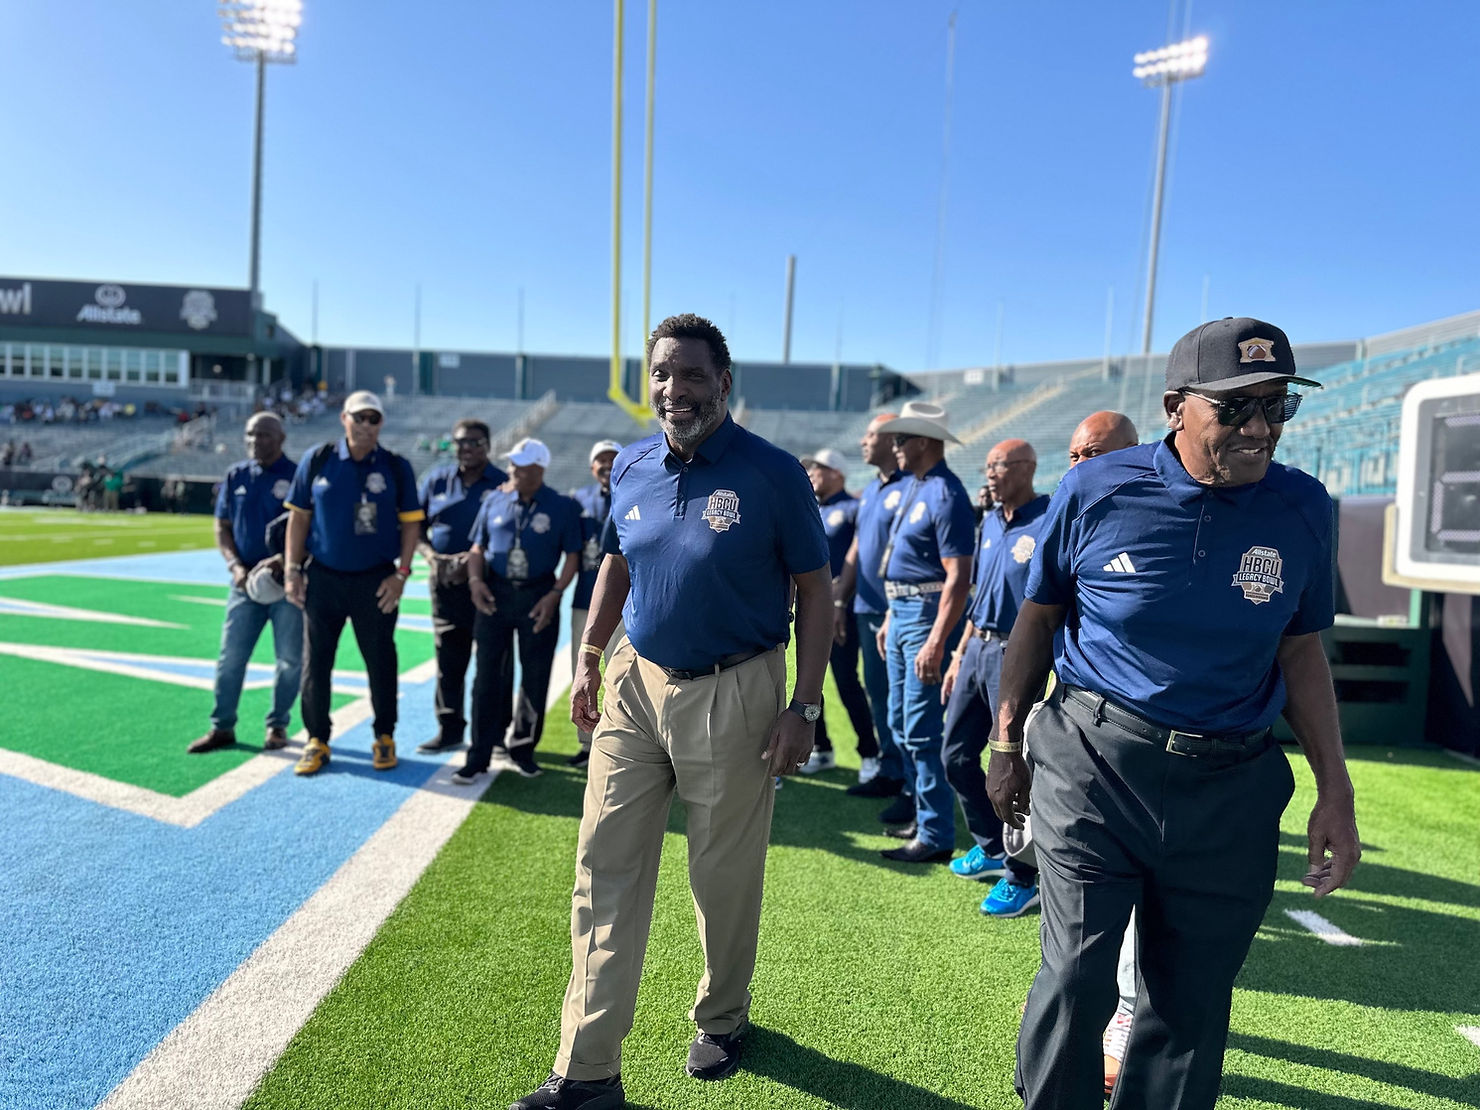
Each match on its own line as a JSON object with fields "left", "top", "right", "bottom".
{"left": 365, "top": 472, "right": 387, "bottom": 495}
{"left": 1232, "top": 545, "right": 1285, "bottom": 605}
{"left": 702, "top": 488, "right": 742, "bottom": 533}
{"left": 1238, "top": 337, "right": 1278, "bottom": 364}
{"left": 1011, "top": 534, "right": 1036, "bottom": 564}
{"left": 271, "top": 479, "right": 290, "bottom": 500}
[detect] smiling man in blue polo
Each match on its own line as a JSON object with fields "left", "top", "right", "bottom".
{"left": 987, "top": 317, "right": 1361, "bottom": 1110}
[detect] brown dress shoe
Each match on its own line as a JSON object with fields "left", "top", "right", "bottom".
{"left": 264, "top": 727, "right": 289, "bottom": 750}
{"left": 187, "top": 728, "right": 236, "bottom": 754}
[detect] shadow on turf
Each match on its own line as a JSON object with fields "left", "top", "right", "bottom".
{"left": 1276, "top": 832, "right": 1478, "bottom": 906}
{"left": 1226, "top": 1033, "right": 1480, "bottom": 1107}
{"left": 742, "top": 1026, "right": 980, "bottom": 1110}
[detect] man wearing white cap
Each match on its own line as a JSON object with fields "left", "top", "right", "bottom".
{"left": 566, "top": 438, "right": 624, "bottom": 768}
{"left": 455, "top": 437, "right": 583, "bottom": 781}
{"left": 797, "top": 447, "right": 879, "bottom": 776}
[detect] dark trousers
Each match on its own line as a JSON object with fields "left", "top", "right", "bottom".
{"left": 941, "top": 635, "right": 1006, "bottom": 853}
{"left": 814, "top": 610, "right": 879, "bottom": 758}
{"left": 466, "top": 576, "right": 560, "bottom": 772}
{"left": 301, "top": 562, "right": 400, "bottom": 742}
{"left": 430, "top": 579, "right": 477, "bottom": 743}
{"left": 1015, "top": 693, "right": 1294, "bottom": 1110}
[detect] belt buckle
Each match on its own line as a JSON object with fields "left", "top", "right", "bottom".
{"left": 1165, "top": 729, "right": 1205, "bottom": 756}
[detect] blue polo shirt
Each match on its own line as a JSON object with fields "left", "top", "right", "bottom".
{"left": 853, "top": 470, "right": 906, "bottom": 615}
{"left": 1026, "top": 436, "right": 1335, "bottom": 733}
{"left": 214, "top": 454, "right": 297, "bottom": 567}
{"left": 969, "top": 493, "right": 1052, "bottom": 633}
{"left": 570, "top": 481, "right": 613, "bottom": 609}
{"left": 604, "top": 415, "right": 829, "bottom": 671}
{"left": 818, "top": 489, "right": 859, "bottom": 577}
{"left": 419, "top": 461, "right": 508, "bottom": 554}
{"left": 883, "top": 460, "right": 977, "bottom": 585}
{"left": 469, "top": 484, "right": 582, "bottom": 582}
{"left": 284, "top": 440, "right": 423, "bottom": 573}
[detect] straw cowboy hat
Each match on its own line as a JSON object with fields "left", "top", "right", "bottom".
{"left": 873, "top": 401, "right": 961, "bottom": 445}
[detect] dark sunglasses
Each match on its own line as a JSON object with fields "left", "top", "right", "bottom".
{"left": 891, "top": 433, "right": 920, "bottom": 447}
{"left": 452, "top": 436, "right": 487, "bottom": 447}
{"left": 349, "top": 411, "right": 382, "bottom": 425}
{"left": 1182, "top": 391, "right": 1302, "bottom": 428}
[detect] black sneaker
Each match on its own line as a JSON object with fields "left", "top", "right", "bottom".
{"left": 416, "top": 734, "right": 465, "bottom": 754}
{"left": 686, "top": 1024, "right": 747, "bottom": 1081}
{"left": 566, "top": 749, "right": 591, "bottom": 769}
{"left": 510, "top": 748, "right": 543, "bottom": 778}
{"left": 509, "top": 1071, "right": 624, "bottom": 1110}
{"left": 877, "top": 795, "right": 916, "bottom": 825}
{"left": 846, "top": 774, "right": 905, "bottom": 798}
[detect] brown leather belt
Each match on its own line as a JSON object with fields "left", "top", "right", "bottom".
{"left": 1058, "top": 684, "right": 1270, "bottom": 758}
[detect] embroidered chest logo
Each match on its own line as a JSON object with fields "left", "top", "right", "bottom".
{"left": 365, "top": 472, "right": 387, "bottom": 495}
{"left": 271, "top": 479, "right": 290, "bottom": 500}
{"left": 827, "top": 508, "right": 846, "bottom": 528}
{"left": 1232, "top": 545, "right": 1285, "bottom": 605}
{"left": 883, "top": 489, "right": 902, "bottom": 511}
{"left": 1011, "top": 535, "right": 1036, "bottom": 564}
{"left": 531, "top": 512, "right": 551, "bottom": 534}
{"left": 909, "top": 501, "right": 927, "bottom": 524}
{"left": 702, "top": 489, "right": 742, "bottom": 533}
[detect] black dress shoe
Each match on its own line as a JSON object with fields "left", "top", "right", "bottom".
{"left": 880, "top": 839, "right": 953, "bottom": 864}
{"left": 877, "top": 795, "right": 916, "bottom": 825}
{"left": 884, "top": 822, "right": 917, "bottom": 840}
{"left": 416, "top": 734, "right": 465, "bottom": 754}
{"left": 509, "top": 1071, "right": 624, "bottom": 1110}
{"left": 186, "top": 728, "right": 235, "bottom": 754}
{"left": 846, "top": 774, "right": 905, "bottom": 798}
{"left": 686, "top": 1023, "right": 747, "bottom": 1081}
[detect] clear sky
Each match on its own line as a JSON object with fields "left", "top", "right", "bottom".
{"left": 2, "top": 1, "right": 1477, "bottom": 371}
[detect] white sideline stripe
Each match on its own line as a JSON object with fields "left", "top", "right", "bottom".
{"left": 1457, "top": 1026, "right": 1480, "bottom": 1051}
{"left": 97, "top": 655, "right": 576, "bottom": 1110}
{"left": 1284, "top": 908, "right": 1364, "bottom": 946}
{"left": 0, "top": 596, "right": 186, "bottom": 628}
{"left": 169, "top": 594, "right": 229, "bottom": 606}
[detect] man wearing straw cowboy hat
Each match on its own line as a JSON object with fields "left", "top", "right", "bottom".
{"left": 870, "top": 401, "right": 976, "bottom": 863}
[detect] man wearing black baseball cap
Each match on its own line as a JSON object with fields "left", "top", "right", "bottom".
{"left": 987, "top": 317, "right": 1360, "bottom": 1109}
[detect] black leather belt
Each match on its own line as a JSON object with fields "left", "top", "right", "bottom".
{"left": 884, "top": 580, "right": 945, "bottom": 599}
{"left": 1058, "top": 684, "right": 1270, "bottom": 758}
{"left": 972, "top": 627, "right": 1007, "bottom": 643}
{"left": 659, "top": 646, "right": 773, "bottom": 682}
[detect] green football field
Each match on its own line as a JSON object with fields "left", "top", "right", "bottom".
{"left": 0, "top": 507, "right": 217, "bottom": 564}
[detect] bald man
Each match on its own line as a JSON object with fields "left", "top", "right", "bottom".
{"left": 1068, "top": 411, "right": 1138, "bottom": 467}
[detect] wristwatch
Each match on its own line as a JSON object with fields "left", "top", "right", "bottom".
{"left": 787, "top": 699, "right": 822, "bottom": 723}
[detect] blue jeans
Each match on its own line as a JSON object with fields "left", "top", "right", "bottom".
{"left": 210, "top": 585, "right": 304, "bottom": 732}
{"left": 885, "top": 595, "right": 962, "bottom": 849}
{"left": 857, "top": 610, "right": 904, "bottom": 781}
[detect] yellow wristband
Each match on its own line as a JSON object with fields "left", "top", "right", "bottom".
{"left": 579, "top": 642, "right": 605, "bottom": 659}
{"left": 988, "top": 740, "right": 1023, "bottom": 754}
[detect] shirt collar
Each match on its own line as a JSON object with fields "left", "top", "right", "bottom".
{"left": 878, "top": 468, "right": 904, "bottom": 486}
{"left": 1154, "top": 434, "right": 1265, "bottom": 508}
{"left": 664, "top": 413, "right": 738, "bottom": 469}
{"left": 820, "top": 489, "right": 850, "bottom": 506}
{"left": 336, "top": 437, "right": 381, "bottom": 466}
{"left": 997, "top": 492, "right": 1051, "bottom": 528}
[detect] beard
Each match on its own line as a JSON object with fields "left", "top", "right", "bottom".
{"left": 655, "top": 391, "right": 725, "bottom": 452}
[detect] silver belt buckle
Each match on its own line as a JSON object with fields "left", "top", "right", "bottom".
{"left": 1166, "top": 729, "right": 1204, "bottom": 756}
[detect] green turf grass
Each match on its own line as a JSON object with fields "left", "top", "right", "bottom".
{"left": 0, "top": 508, "right": 216, "bottom": 565}
{"left": 243, "top": 687, "right": 1480, "bottom": 1109}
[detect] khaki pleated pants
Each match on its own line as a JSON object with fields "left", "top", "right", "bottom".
{"left": 555, "top": 637, "right": 786, "bottom": 1081}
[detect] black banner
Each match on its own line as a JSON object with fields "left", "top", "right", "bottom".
{"left": 0, "top": 277, "right": 253, "bottom": 337}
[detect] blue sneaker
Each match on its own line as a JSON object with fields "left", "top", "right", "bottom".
{"left": 950, "top": 844, "right": 1008, "bottom": 880}
{"left": 981, "top": 878, "right": 1040, "bottom": 918}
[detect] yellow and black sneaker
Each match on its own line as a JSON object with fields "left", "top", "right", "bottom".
{"left": 295, "top": 738, "right": 331, "bottom": 776}
{"left": 371, "top": 734, "right": 398, "bottom": 771}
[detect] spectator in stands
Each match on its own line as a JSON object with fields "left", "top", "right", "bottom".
{"left": 454, "top": 438, "right": 582, "bottom": 782}
{"left": 415, "top": 419, "right": 508, "bottom": 756}
{"left": 16, "top": 441, "right": 32, "bottom": 466}
{"left": 797, "top": 447, "right": 879, "bottom": 776}
{"left": 0, "top": 442, "right": 13, "bottom": 467}
{"left": 283, "top": 390, "right": 424, "bottom": 777}
{"left": 188, "top": 413, "right": 303, "bottom": 755}
{"left": 102, "top": 467, "right": 122, "bottom": 511}
{"left": 566, "top": 439, "right": 624, "bottom": 769}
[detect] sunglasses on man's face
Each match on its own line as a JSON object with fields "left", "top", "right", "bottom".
{"left": 891, "top": 434, "right": 920, "bottom": 447}
{"left": 349, "top": 411, "right": 382, "bottom": 426}
{"left": 453, "top": 436, "right": 487, "bottom": 448}
{"left": 1182, "top": 391, "right": 1302, "bottom": 428}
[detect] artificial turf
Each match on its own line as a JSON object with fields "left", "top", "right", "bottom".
{"left": 0, "top": 507, "right": 216, "bottom": 564}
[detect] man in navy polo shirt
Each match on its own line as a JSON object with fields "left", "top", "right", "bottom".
{"left": 510, "top": 314, "right": 831, "bottom": 1110}
{"left": 796, "top": 447, "right": 879, "bottom": 776}
{"left": 415, "top": 418, "right": 508, "bottom": 755}
{"left": 454, "top": 437, "right": 582, "bottom": 782}
{"left": 187, "top": 412, "right": 301, "bottom": 754}
{"left": 988, "top": 318, "right": 1361, "bottom": 1109}
{"left": 566, "top": 438, "right": 623, "bottom": 769}
{"left": 939, "top": 438, "right": 1052, "bottom": 911}
{"left": 283, "top": 390, "right": 423, "bottom": 777}
{"left": 871, "top": 401, "right": 976, "bottom": 864}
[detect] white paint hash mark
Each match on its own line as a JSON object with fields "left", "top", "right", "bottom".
{"left": 1284, "top": 908, "right": 1364, "bottom": 946}
{"left": 1457, "top": 1026, "right": 1480, "bottom": 1051}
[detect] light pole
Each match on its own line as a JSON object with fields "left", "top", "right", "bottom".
{"left": 1132, "top": 34, "right": 1207, "bottom": 356}
{"left": 220, "top": 1, "right": 301, "bottom": 385}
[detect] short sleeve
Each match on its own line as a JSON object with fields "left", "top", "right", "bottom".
{"left": 1285, "top": 494, "right": 1336, "bottom": 636}
{"left": 1025, "top": 482, "right": 1077, "bottom": 606}
{"left": 935, "top": 484, "right": 977, "bottom": 560}
{"left": 417, "top": 470, "right": 435, "bottom": 516}
{"left": 213, "top": 471, "right": 231, "bottom": 519}
{"left": 773, "top": 460, "right": 829, "bottom": 575}
{"left": 601, "top": 512, "right": 622, "bottom": 557}
{"left": 561, "top": 498, "right": 582, "bottom": 554}
{"left": 284, "top": 448, "right": 319, "bottom": 513}
{"left": 395, "top": 456, "right": 423, "bottom": 520}
{"left": 467, "top": 499, "right": 491, "bottom": 550}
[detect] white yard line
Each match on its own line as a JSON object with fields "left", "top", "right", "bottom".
{"left": 1284, "top": 908, "right": 1364, "bottom": 946}
{"left": 168, "top": 594, "right": 230, "bottom": 606}
{"left": 1457, "top": 1026, "right": 1480, "bottom": 1051}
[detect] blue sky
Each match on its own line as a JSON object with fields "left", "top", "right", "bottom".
{"left": 2, "top": 1, "right": 1477, "bottom": 370}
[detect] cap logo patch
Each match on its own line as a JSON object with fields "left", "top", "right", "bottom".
{"left": 1232, "top": 545, "right": 1285, "bottom": 605}
{"left": 1238, "top": 338, "right": 1278, "bottom": 364}
{"left": 702, "top": 489, "right": 741, "bottom": 533}
{"left": 1011, "top": 535, "right": 1037, "bottom": 564}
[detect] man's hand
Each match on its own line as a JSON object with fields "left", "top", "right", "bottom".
{"left": 375, "top": 573, "right": 405, "bottom": 614}
{"left": 530, "top": 591, "right": 560, "bottom": 634}
{"left": 832, "top": 606, "right": 849, "bottom": 646}
{"left": 230, "top": 563, "right": 249, "bottom": 590}
{"left": 914, "top": 638, "right": 946, "bottom": 685}
{"left": 763, "top": 709, "right": 814, "bottom": 776}
{"left": 570, "top": 656, "right": 602, "bottom": 732}
{"left": 1303, "top": 791, "right": 1361, "bottom": 897}
{"left": 986, "top": 748, "right": 1032, "bottom": 828}
{"left": 875, "top": 615, "right": 889, "bottom": 661}
{"left": 285, "top": 569, "right": 306, "bottom": 609}
{"left": 469, "top": 577, "right": 496, "bottom": 616}
{"left": 941, "top": 652, "right": 963, "bottom": 703}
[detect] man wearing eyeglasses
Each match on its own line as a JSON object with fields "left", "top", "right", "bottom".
{"left": 415, "top": 419, "right": 508, "bottom": 755}
{"left": 989, "top": 318, "right": 1361, "bottom": 1109}
{"left": 283, "top": 390, "right": 423, "bottom": 777}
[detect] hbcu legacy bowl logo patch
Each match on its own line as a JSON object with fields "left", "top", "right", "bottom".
{"left": 702, "top": 489, "right": 742, "bottom": 533}
{"left": 1232, "top": 545, "right": 1285, "bottom": 604}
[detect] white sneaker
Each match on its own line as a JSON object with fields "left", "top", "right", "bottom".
{"left": 799, "top": 749, "right": 836, "bottom": 774}
{"left": 857, "top": 756, "right": 881, "bottom": 784}
{"left": 1102, "top": 1004, "right": 1134, "bottom": 1096}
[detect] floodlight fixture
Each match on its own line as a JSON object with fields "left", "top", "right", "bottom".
{"left": 219, "top": 0, "right": 302, "bottom": 64}
{"left": 1132, "top": 35, "right": 1208, "bottom": 84}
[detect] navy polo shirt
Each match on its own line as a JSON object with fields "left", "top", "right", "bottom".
{"left": 469, "top": 484, "right": 582, "bottom": 581}
{"left": 419, "top": 461, "right": 508, "bottom": 554}
{"left": 1026, "top": 436, "right": 1335, "bottom": 733}
{"left": 968, "top": 493, "right": 1052, "bottom": 633}
{"left": 215, "top": 454, "right": 297, "bottom": 567}
{"left": 883, "top": 460, "right": 977, "bottom": 584}
{"left": 604, "top": 415, "right": 829, "bottom": 672}
{"left": 284, "top": 440, "right": 423, "bottom": 573}
{"left": 853, "top": 470, "right": 906, "bottom": 615}
{"left": 570, "top": 481, "right": 613, "bottom": 609}
{"left": 818, "top": 489, "right": 859, "bottom": 577}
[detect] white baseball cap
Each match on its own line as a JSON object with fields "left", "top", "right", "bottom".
{"left": 245, "top": 562, "right": 285, "bottom": 605}
{"left": 341, "top": 390, "right": 384, "bottom": 416}
{"left": 589, "top": 439, "right": 623, "bottom": 463}
{"left": 801, "top": 447, "right": 849, "bottom": 474}
{"left": 506, "top": 437, "right": 551, "bottom": 468}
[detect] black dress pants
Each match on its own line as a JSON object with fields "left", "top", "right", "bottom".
{"left": 813, "top": 609, "right": 879, "bottom": 757}
{"left": 301, "top": 561, "right": 399, "bottom": 742}
{"left": 466, "top": 576, "right": 560, "bottom": 772}
{"left": 430, "top": 579, "right": 477, "bottom": 743}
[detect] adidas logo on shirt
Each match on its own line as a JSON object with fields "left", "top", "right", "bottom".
{"left": 625, "top": 506, "right": 641, "bottom": 521}
{"left": 1103, "top": 552, "right": 1137, "bottom": 574}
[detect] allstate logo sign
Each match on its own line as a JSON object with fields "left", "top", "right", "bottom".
{"left": 77, "top": 284, "right": 142, "bottom": 326}
{"left": 180, "top": 290, "right": 218, "bottom": 331}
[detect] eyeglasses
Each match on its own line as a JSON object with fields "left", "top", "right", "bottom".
{"left": 452, "top": 436, "right": 487, "bottom": 447}
{"left": 984, "top": 460, "right": 1029, "bottom": 474}
{"left": 891, "top": 434, "right": 920, "bottom": 447}
{"left": 1182, "top": 391, "right": 1302, "bottom": 428}
{"left": 349, "top": 411, "right": 382, "bottom": 425}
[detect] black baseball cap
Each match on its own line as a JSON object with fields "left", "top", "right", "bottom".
{"left": 1166, "top": 317, "right": 1322, "bottom": 393}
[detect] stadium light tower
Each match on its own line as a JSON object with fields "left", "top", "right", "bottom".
{"left": 1132, "top": 34, "right": 1207, "bottom": 356}
{"left": 219, "top": 0, "right": 301, "bottom": 347}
